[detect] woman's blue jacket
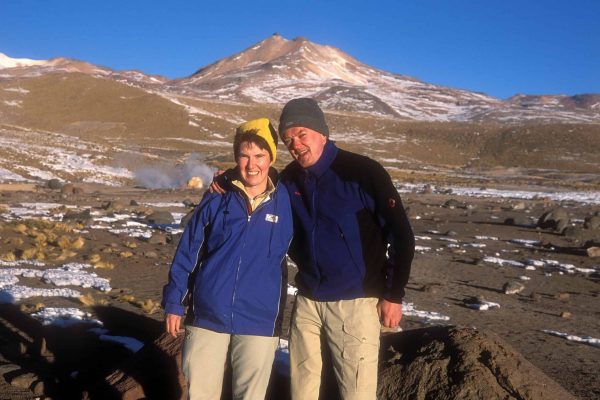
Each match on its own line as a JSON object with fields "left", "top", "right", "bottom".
{"left": 162, "top": 181, "right": 293, "bottom": 337}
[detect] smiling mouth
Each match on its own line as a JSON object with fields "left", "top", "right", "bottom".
{"left": 295, "top": 150, "right": 309, "bottom": 159}
{"left": 246, "top": 171, "right": 259, "bottom": 176}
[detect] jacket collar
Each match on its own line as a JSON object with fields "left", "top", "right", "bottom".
{"left": 306, "top": 140, "right": 338, "bottom": 178}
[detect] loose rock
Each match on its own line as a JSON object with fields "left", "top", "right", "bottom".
{"left": 503, "top": 281, "right": 525, "bottom": 295}
{"left": 586, "top": 246, "right": 600, "bottom": 258}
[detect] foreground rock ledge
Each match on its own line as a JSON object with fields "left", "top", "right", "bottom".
{"left": 377, "top": 326, "right": 575, "bottom": 400}
{"left": 90, "top": 326, "right": 575, "bottom": 400}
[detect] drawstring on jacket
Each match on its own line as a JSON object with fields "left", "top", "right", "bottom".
{"left": 267, "top": 184, "right": 279, "bottom": 258}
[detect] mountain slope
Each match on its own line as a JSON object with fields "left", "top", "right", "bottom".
{"left": 0, "top": 52, "right": 167, "bottom": 87}
{"left": 168, "top": 34, "right": 501, "bottom": 121}
{"left": 2, "top": 38, "right": 599, "bottom": 123}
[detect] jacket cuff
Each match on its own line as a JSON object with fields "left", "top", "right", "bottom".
{"left": 384, "top": 290, "right": 405, "bottom": 304}
{"left": 163, "top": 302, "right": 186, "bottom": 316}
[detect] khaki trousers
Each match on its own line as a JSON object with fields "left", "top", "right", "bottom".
{"left": 290, "top": 296, "right": 380, "bottom": 400}
{"left": 182, "top": 326, "right": 279, "bottom": 400}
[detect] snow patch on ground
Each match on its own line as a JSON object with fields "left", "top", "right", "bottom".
{"left": 542, "top": 330, "right": 600, "bottom": 348}
{"left": 397, "top": 183, "right": 600, "bottom": 205}
{"left": 31, "top": 307, "right": 102, "bottom": 326}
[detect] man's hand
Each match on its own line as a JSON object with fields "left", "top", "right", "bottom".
{"left": 377, "top": 299, "right": 403, "bottom": 328}
{"left": 208, "top": 170, "right": 226, "bottom": 194}
{"left": 165, "top": 313, "right": 184, "bottom": 337}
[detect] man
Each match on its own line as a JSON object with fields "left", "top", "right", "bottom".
{"left": 278, "top": 98, "right": 414, "bottom": 399}
{"left": 213, "top": 99, "right": 414, "bottom": 399}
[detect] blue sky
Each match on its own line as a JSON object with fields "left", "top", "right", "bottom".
{"left": 1, "top": 0, "right": 598, "bottom": 99}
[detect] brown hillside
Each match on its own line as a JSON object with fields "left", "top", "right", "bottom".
{"left": 1, "top": 74, "right": 202, "bottom": 140}
{"left": 473, "top": 124, "right": 600, "bottom": 172}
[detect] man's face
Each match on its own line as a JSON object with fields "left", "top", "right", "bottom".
{"left": 237, "top": 141, "right": 271, "bottom": 191}
{"left": 282, "top": 127, "right": 327, "bottom": 168}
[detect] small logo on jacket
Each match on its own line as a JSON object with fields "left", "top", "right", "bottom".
{"left": 265, "top": 214, "right": 279, "bottom": 223}
{"left": 388, "top": 198, "right": 396, "bottom": 208}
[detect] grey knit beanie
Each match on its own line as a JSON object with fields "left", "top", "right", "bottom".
{"left": 278, "top": 98, "right": 329, "bottom": 138}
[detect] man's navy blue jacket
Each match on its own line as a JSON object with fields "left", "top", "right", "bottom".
{"left": 281, "top": 141, "right": 415, "bottom": 303}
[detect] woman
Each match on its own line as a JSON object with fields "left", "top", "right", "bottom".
{"left": 162, "top": 118, "right": 293, "bottom": 400}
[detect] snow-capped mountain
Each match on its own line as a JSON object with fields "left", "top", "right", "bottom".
{"left": 168, "top": 34, "right": 501, "bottom": 121}
{"left": 1, "top": 34, "right": 599, "bottom": 123}
{"left": 0, "top": 52, "right": 167, "bottom": 87}
{"left": 167, "top": 34, "right": 600, "bottom": 123}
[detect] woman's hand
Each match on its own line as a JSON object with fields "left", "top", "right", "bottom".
{"left": 165, "top": 313, "right": 184, "bottom": 337}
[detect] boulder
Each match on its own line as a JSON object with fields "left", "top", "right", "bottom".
{"left": 145, "top": 211, "right": 174, "bottom": 225}
{"left": 46, "top": 179, "right": 62, "bottom": 190}
{"left": 537, "top": 208, "right": 569, "bottom": 231}
{"left": 90, "top": 333, "right": 187, "bottom": 400}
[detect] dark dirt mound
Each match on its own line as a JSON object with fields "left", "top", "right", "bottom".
{"left": 378, "top": 326, "right": 575, "bottom": 400}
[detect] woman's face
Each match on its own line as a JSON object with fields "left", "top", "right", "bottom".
{"left": 237, "top": 141, "right": 272, "bottom": 192}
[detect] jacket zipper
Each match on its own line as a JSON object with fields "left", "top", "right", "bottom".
{"left": 230, "top": 191, "right": 274, "bottom": 332}
{"left": 310, "top": 179, "right": 318, "bottom": 268}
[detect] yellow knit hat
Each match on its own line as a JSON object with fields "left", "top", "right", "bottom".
{"left": 235, "top": 118, "right": 278, "bottom": 163}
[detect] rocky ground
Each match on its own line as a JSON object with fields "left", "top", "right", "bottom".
{"left": 0, "top": 181, "right": 598, "bottom": 399}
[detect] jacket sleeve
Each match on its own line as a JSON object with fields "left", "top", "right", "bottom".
{"left": 366, "top": 161, "right": 415, "bottom": 303}
{"left": 161, "top": 192, "right": 217, "bottom": 315}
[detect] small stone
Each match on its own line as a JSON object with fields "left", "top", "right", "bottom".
{"left": 144, "top": 251, "right": 158, "bottom": 259}
{"left": 512, "top": 202, "right": 526, "bottom": 210}
{"left": 422, "top": 284, "right": 439, "bottom": 294}
{"left": 503, "top": 281, "right": 525, "bottom": 295}
{"left": 586, "top": 246, "right": 600, "bottom": 258}
{"left": 443, "top": 199, "right": 460, "bottom": 209}
{"left": 130, "top": 199, "right": 139, "bottom": 206}
{"left": 560, "top": 311, "right": 572, "bottom": 318}
{"left": 555, "top": 292, "right": 570, "bottom": 301}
